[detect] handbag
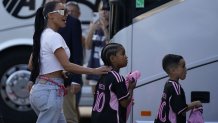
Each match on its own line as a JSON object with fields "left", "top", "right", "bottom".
{"left": 188, "top": 106, "right": 204, "bottom": 123}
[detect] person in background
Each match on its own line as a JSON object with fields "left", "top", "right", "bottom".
{"left": 66, "top": 1, "right": 80, "bottom": 19}
{"left": 66, "top": 1, "right": 86, "bottom": 48}
{"left": 61, "top": 1, "right": 84, "bottom": 122}
{"left": 91, "top": 43, "right": 136, "bottom": 123}
{"left": 85, "top": 2, "right": 110, "bottom": 95}
{"left": 155, "top": 54, "right": 202, "bottom": 123}
{"left": 27, "top": 1, "right": 110, "bottom": 123}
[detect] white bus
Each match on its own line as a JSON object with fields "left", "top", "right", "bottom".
{"left": 0, "top": 0, "right": 100, "bottom": 122}
{"left": 109, "top": 0, "right": 218, "bottom": 122}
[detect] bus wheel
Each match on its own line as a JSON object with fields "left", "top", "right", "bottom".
{"left": 0, "top": 47, "right": 37, "bottom": 123}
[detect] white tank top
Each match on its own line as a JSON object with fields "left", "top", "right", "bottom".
{"left": 39, "top": 28, "right": 70, "bottom": 75}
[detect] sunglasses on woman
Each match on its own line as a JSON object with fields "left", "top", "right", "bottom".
{"left": 49, "top": 9, "right": 68, "bottom": 16}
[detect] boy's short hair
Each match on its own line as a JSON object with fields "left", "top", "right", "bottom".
{"left": 162, "top": 54, "right": 183, "bottom": 74}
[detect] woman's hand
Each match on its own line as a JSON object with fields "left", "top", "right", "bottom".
{"left": 100, "top": 17, "right": 109, "bottom": 30}
{"left": 62, "top": 70, "right": 68, "bottom": 79}
{"left": 90, "top": 21, "right": 100, "bottom": 32}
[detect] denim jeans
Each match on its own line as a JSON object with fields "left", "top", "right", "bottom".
{"left": 29, "top": 77, "right": 66, "bottom": 123}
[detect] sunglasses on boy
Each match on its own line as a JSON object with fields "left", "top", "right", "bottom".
{"left": 49, "top": 9, "right": 68, "bottom": 16}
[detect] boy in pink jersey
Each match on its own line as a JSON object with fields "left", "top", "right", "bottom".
{"left": 91, "top": 43, "right": 136, "bottom": 123}
{"left": 155, "top": 54, "right": 202, "bottom": 123}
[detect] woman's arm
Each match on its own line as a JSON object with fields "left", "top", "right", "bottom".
{"left": 54, "top": 47, "right": 110, "bottom": 74}
{"left": 26, "top": 53, "right": 34, "bottom": 92}
{"left": 28, "top": 53, "right": 33, "bottom": 70}
{"left": 100, "top": 18, "right": 109, "bottom": 42}
{"left": 85, "top": 22, "right": 98, "bottom": 49}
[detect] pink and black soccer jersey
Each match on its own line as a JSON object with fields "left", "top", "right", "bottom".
{"left": 91, "top": 71, "right": 129, "bottom": 123}
{"left": 155, "top": 80, "right": 188, "bottom": 123}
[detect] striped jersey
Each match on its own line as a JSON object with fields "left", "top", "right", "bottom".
{"left": 91, "top": 71, "right": 129, "bottom": 123}
{"left": 155, "top": 80, "right": 188, "bottom": 123}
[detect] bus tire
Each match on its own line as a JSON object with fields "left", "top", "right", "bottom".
{"left": 0, "top": 47, "right": 37, "bottom": 123}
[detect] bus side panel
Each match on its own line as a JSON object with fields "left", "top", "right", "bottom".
{"left": 130, "top": 0, "right": 218, "bottom": 122}
{"left": 132, "top": 0, "right": 218, "bottom": 83}
{"left": 112, "top": 25, "right": 133, "bottom": 75}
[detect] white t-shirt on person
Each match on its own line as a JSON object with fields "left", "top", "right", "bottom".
{"left": 39, "top": 28, "right": 70, "bottom": 75}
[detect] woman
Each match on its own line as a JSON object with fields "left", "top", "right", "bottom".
{"left": 28, "top": 1, "right": 110, "bottom": 123}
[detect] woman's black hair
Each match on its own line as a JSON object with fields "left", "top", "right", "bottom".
{"left": 29, "top": 1, "right": 59, "bottom": 83}
{"left": 162, "top": 54, "right": 183, "bottom": 74}
{"left": 101, "top": 43, "right": 123, "bottom": 66}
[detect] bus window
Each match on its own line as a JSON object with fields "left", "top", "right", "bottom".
{"left": 109, "top": 0, "right": 172, "bottom": 38}
{"left": 133, "top": 0, "right": 172, "bottom": 18}
{"left": 109, "top": 0, "right": 132, "bottom": 38}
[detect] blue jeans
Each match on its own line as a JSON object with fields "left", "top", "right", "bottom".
{"left": 29, "top": 77, "right": 66, "bottom": 123}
